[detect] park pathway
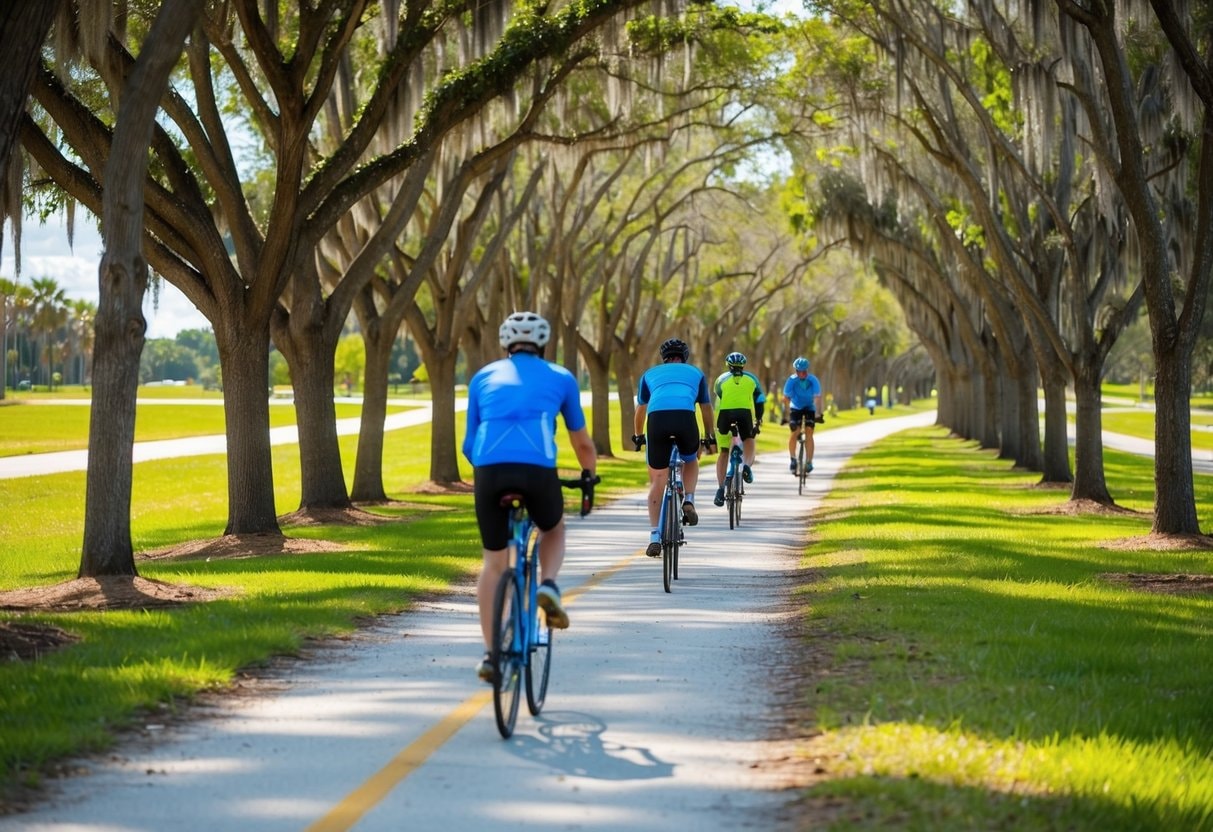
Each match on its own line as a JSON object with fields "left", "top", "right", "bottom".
{"left": 6, "top": 412, "right": 935, "bottom": 831}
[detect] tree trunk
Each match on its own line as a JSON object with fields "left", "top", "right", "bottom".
{"left": 1013, "top": 366, "right": 1042, "bottom": 471}
{"left": 272, "top": 290, "right": 350, "bottom": 511}
{"left": 1070, "top": 358, "right": 1113, "bottom": 504}
{"left": 616, "top": 366, "right": 638, "bottom": 454}
{"left": 583, "top": 345, "right": 613, "bottom": 457}
{"left": 1039, "top": 370, "right": 1073, "bottom": 484}
{"left": 80, "top": 0, "right": 201, "bottom": 577}
{"left": 216, "top": 323, "right": 281, "bottom": 535}
{"left": 1152, "top": 349, "right": 1198, "bottom": 533}
{"left": 286, "top": 335, "right": 348, "bottom": 510}
{"left": 80, "top": 257, "right": 144, "bottom": 577}
{"left": 426, "top": 348, "right": 463, "bottom": 485}
{"left": 351, "top": 316, "right": 393, "bottom": 503}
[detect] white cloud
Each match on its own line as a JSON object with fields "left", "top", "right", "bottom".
{"left": 2, "top": 215, "right": 211, "bottom": 340}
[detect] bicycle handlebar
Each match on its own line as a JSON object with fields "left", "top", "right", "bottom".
{"left": 560, "top": 470, "right": 601, "bottom": 517}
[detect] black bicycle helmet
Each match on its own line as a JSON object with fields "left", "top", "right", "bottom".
{"left": 726, "top": 352, "right": 747, "bottom": 373}
{"left": 659, "top": 338, "right": 690, "bottom": 362}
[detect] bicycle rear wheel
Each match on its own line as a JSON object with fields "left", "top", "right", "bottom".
{"left": 523, "top": 528, "right": 552, "bottom": 716}
{"left": 491, "top": 570, "right": 523, "bottom": 738}
{"left": 726, "top": 477, "right": 738, "bottom": 529}
{"left": 735, "top": 478, "right": 743, "bottom": 526}
{"left": 662, "top": 487, "right": 677, "bottom": 593}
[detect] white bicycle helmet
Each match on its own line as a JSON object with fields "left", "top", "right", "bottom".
{"left": 499, "top": 311, "right": 551, "bottom": 349}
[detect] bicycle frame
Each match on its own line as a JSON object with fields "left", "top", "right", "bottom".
{"left": 724, "top": 422, "right": 745, "bottom": 529}
{"left": 655, "top": 443, "right": 688, "bottom": 593}
{"left": 796, "top": 415, "right": 809, "bottom": 495}
{"left": 491, "top": 498, "right": 543, "bottom": 738}
{"left": 491, "top": 473, "right": 596, "bottom": 738}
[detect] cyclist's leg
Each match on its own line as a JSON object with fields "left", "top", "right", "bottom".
{"left": 786, "top": 412, "right": 800, "bottom": 468}
{"left": 805, "top": 415, "right": 817, "bottom": 467}
{"left": 472, "top": 465, "right": 514, "bottom": 651}
{"left": 523, "top": 465, "right": 571, "bottom": 629}
{"left": 669, "top": 411, "right": 702, "bottom": 511}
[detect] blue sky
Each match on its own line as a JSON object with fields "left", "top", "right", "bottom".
{"left": 2, "top": 214, "right": 209, "bottom": 339}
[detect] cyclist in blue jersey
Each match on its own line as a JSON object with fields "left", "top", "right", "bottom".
{"left": 464, "top": 312, "right": 597, "bottom": 682}
{"left": 632, "top": 338, "right": 716, "bottom": 557}
{"left": 782, "top": 356, "right": 824, "bottom": 473}
{"left": 711, "top": 352, "right": 765, "bottom": 506}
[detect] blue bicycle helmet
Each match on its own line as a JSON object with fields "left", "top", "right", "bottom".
{"left": 660, "top": 338, "right": 690, "bottom": 362}
{"left": 793, "top": 357, "right": 810, "bottom": 372}
{"left": 726, "top": 352, "right": 747, "bottom": 373}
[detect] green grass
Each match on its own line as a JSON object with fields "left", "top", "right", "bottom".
{"left": 1100, "top": 409, "right": 1213, "bottom": 451}
{"left": 796, "top": 428, "right": 1213, "bottom": 830}
{"left": 0, "top": 404, "right": 651, "bottom": 794}
{"left": 0, "top": 399, "right": 418, "bottom": 457}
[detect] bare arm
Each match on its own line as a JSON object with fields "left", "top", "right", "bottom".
{"left": 567, "top": 427, "right": 597, "bottom": 474}
{"left": 634, "top": 403, "right": 648, "bottom": 438}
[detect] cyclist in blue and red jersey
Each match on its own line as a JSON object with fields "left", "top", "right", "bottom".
{"left": 782, "top": 356, "right": 824, "bottom": 473}
{"left": 711, "top": 352, "right": 765, "bottom": 506}
{"left": 463, "top": 312, "right": 597, "bottom": 682}
{"left": 632, "top": 338, "right": 716, "bottom": 557}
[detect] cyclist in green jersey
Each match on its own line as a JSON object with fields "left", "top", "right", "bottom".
{"left": 711, "top": 352, "right": 765, "bottom": 507}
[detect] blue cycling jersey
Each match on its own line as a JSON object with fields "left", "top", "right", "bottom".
{"left": 637, "top": 362, "right": 711, "bottom": 412}
{"left": 463, "top": 353, "right": 586, "bottom": 467}
{"left": 783, "top": 373, "right": 822, "bottom": 409}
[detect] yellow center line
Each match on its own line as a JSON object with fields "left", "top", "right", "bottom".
{"left": 305, "top": 548, "right": 644, "bottom": 832}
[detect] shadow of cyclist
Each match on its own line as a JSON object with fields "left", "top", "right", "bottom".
{"left": 503, "top": 711, "right": 675, "bottom": 781}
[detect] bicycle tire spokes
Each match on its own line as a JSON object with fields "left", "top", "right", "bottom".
{"left": 491, "top": 570, "right": 523, "bottom": 738}
{"left": 524, "top": 527, "right": 551, "bottom": 715}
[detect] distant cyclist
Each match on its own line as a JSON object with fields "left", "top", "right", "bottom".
{"left": 633, "top": 338, "right": 716, "bottom": 557}
{"left": 782, "top": 356, "right": 823, "bottom": 474}
{"left": 711, "top": 352, "right": 765, "bottom": 507}
{"left": 463, "top": 311, "right": 597, "bottom": 682}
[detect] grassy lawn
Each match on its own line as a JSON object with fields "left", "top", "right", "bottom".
{"left": 1100, "top": 410, "right": 1213, "bottom": 451}
{"left": 4, "top": 391, "right": 1210, "bottom": 829}
{"left": 796, "top": 428, "right": 1213, "bottom": 830}
{"left": 0, "top": 399, "right": 656, "bottom": 797}
{"left": 0, "top": 397, "right": 419, "bottom": 457}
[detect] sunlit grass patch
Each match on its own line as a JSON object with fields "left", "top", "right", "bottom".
{"left": 797, "top": 427, "right": 1213, "bottom": 830}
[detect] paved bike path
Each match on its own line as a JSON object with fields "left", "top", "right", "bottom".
{"left": 6, "top": 412, "right": 936, "bottom": 831}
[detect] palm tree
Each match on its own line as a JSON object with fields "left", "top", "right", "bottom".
{"left": 30, "top": 276, "right": 66, "bottom": 389}
{"left": 67, "top": 298, "right": 96, "bottom": 385}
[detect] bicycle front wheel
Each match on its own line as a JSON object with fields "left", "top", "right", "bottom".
{"left": 491, "top": 569, "right": 523, "bottom": 738}
{"left": 524, "top": 528, "right": 552, "bottom": 716}
{"left": 662, "top": 487, "right": 677, "bottom": 593}
{"left": 797, "top": 439, "right": 808, "bottom": 495}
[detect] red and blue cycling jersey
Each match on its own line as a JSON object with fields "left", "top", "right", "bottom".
{"left": 463, "top": 353, "right": 586, "bottom": 468}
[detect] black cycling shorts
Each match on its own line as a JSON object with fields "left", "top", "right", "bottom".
{"left": 645, "top": 410, "right": 701, "bottom": 469}
{"left": 472, "top": 463, "right": 564, "bottom": 551}
{"left": 787, "top": 407, "right": 816, "bottom": 431}
{"left": 717, "top": 408, "right": 757, "bottom": 440}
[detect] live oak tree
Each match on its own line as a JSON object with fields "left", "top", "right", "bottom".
{"left": 25, "top": 0, "right": 679, "bottom": 538}
{"left": 80, "top": 0, "right": 204, "bottom": 577}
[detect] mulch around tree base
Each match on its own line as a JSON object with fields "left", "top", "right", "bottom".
{"left": 1101, "top": 572, "right": 1213, "bottom": 594}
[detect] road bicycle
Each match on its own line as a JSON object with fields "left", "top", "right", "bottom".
{"left": 634, "top": 434, "right": 713, "bottom": 593}
{"left": 490, "top": 471, "right": 599, "bottom": 739}
{"left": 723, "top": 420, "right": 745, "bottom": 529}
